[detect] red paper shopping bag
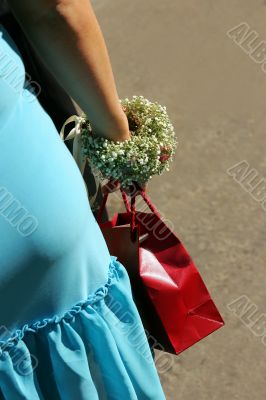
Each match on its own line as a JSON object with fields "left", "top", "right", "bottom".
{"left": 97, "top": 188, "right": 224, "bottom": 355}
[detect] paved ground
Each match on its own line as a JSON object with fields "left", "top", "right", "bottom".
{"left": 92, "top": 1, "right": 266, "bottom": 399}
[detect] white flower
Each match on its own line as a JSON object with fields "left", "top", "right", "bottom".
{"left": 82, "top": 95, "right": 177, "bottom": 188}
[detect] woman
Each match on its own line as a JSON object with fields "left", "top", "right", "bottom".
{"left": 0, "top": 0, "right": 110, "bottom": 221}
{"left": 0, "top": 0, "right": 166, "bottom": 399}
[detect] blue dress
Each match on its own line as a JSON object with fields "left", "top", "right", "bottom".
{"left": 0, "top": 26, "right": 166, "bottom": 400}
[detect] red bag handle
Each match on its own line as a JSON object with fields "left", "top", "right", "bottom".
{"left": 96, "top": 182, "right": 161, "bottom": 226}
{"left": 132, "top": 182, "right": 161, "bottom": 219}
{"left": 96, "top": 188, "right": 131, "bottom": 223}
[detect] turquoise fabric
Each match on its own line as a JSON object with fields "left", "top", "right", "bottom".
{"left": 0, "top": 26, "right": 166, "bottom": 399}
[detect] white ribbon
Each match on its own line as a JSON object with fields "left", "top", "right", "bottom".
{"left": 60, "top": 115, "right": 101, "bottom": 210}
{"left": 60, "top": 115, "right": 87, "bottom": 174}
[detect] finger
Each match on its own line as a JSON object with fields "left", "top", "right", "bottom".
{"left": 101, "top": 178, "right": 120, "bottom": 194}
{"left": 121, "top": 181, "right": 147, "bottom": 196}
{"left": 142, "top": 183, "right": 147, "bottom": 193}
{"left": 133, "top": 181, "right": 147, "bottom": 195}
{"left": 102, "top": 179, "right": 120, "bottom": 194}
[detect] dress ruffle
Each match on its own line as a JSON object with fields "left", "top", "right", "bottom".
{"left": 0, "top": 256, "right": 166, "bottom": 400}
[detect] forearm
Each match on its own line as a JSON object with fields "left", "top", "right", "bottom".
{"left": 8, "top": 0, "right": 129, "bottom": 140}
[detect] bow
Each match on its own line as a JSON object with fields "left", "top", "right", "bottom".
{"left": 60, "top": 115, "right": 101, "bottom": 210}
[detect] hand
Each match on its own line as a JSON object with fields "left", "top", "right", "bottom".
{"left": 100, "top": 110, "right": 146, "bottom": 195}
{"left": 101, "top": 179, "right": 147, "bottom": 196}
{"left": 91, "top": 109, "right": 131, "bottom": 142}
{"left": 111, "top": 110, "right": 131, "bottom": 142}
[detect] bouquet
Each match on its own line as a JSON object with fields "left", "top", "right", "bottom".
{"left": 66, "top": 95, "right": 177, "bottom": 189}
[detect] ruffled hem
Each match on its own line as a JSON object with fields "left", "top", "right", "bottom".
{"left": 0, "top": 256, "right": 119, "bottom": 355}
{"left": 0, "top": 256, "right": 166, "bottom": 400}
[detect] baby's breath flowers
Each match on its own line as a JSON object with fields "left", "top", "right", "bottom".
{"left": 81, "top": 95, "right": 178, "bottom": 189}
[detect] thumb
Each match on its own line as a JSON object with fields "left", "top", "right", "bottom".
{"left": 101, "top": 178, "right": 120, "bottom": 194}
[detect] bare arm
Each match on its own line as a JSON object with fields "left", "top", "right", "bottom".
{"left": 7, "top": 0, "right": 130, "bottom": 141}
